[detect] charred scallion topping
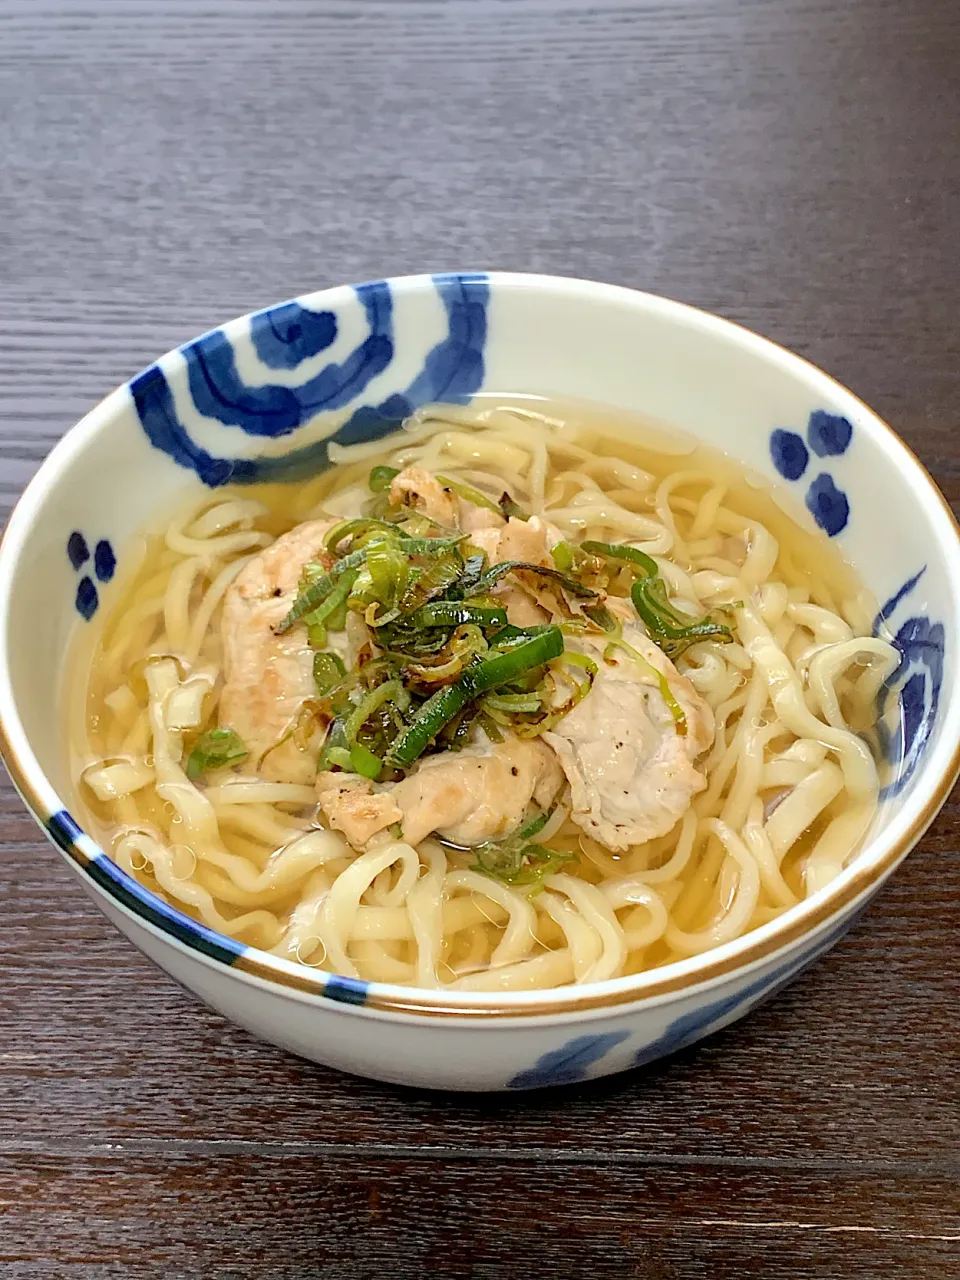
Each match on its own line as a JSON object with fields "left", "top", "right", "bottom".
{"left": 284, "top": 470, "right": 735, "bottom": 786}
{"left": 577, "top": 539, "right": 736, "bottom": 659}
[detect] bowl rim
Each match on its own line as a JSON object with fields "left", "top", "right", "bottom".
{"left": 1, "top": 269, "right": 958, "bottom": 1021}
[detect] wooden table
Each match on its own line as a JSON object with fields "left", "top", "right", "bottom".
{"left": 1, "top": 3, "right": 958, "bottom": 1276}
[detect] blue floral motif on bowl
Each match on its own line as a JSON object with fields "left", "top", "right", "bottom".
{"left": 770, "top": 409, "right": 853, "bottom": 536}
{"left": 67, "top": 532, "right": 116, "bottom": 619}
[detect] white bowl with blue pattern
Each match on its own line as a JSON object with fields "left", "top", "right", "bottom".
{"left": 1, "top": 273, "right": 957, "bottom": 1091}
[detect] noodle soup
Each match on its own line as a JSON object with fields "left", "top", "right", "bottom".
{"left": 69, "top": 398, "right": 901, "bottom": 992}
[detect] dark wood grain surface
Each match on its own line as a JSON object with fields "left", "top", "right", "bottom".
{"left": 1, "top": 2, "right": 958, "bottom": 1276}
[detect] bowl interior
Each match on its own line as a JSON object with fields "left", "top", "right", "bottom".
{"left": 2, "top": 271, "right": 958, "bottom": 1008}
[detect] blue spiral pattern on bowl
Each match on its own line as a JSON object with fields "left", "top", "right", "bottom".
{"left": 130, "top": 273, "right": 489, "bottom": 487}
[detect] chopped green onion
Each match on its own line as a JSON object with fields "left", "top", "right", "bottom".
{"left": 562, "top": 649, "right": 600, "bottom": 678}
{"left": 550, "top": 541, "right": 575, "bottom": 572}
{"left": 581, "top": 540, "right": 659, "bottom": 579}
{"left": 458, "top": 552, "right": 487, "bottom": 592}
{"left": 344, "top": 679, "right": 408, "bottom": 746}
{"left": 581, "top": 602, "right": 618, "bottom": 632}
{"left": 325, "top": 597, "right": 349, "bottom": 633}
{"left": 465, "top": 560, "right": 598, "bottom": 600}
{"left": 460, "top": 626, "right": 564, "bottom": 696}
{"left": 385, "top": 683, "right": 471, "bottom": 769}
{"left": 471, "top": 836, "right": 575, "bottom": 888}
{"left": 436, "top": 475, "right": 502, "bottom": 514}
{"left": 350, "top": 742, "right": 383, "bottom": 779}
{"left": 498, "top": 492, "right": 530, "bottom": 521}
{"left": 476, "top": 710, "right": 504, "bottom": 743}
{"left": 369, "top": 465, "right": 400, "bottom": 493}
{"left": 325, "top": 745, "right": 354, "bottom": 770}
{"left": 631, "top": 577, "right": 734, "bottom": 660}
{"left": 277, "top": 550, "right": 368, "bottom": 632}
{"left": 396, "top": 535, "right": 467, "bottom": 556}
{"left": 313, "top": 651, "right": 346, "bottom": 695}
{"left": 301, "top": 560, "right": 329, "bottom": 584}
{"left": 513, "top": 649, "right": 597, "bottom": 738}
{"left": 378, "top": 625, "right": 450, "bottom": 660}
{"left": 303, "top": 568, "right": 358, "bottom": 631}
{"left": 362, "top": 539, "right": 409, "bottom": 620}
{"left": 281, "top": 535, "right": 466, "bottom": 634}
{"left": 488, "top": 623, "right": 538, "bottom": 647}
{"left": 366, "top": 540, "right": 408, "bottom": 594}
{"left": 392, "top": 511, "right": 435, "bottom": 537}
{"left": 185, "top": 727, "right": 248, "bottom": 779}
{"left": 386, "top": 628, "right": 564, "bottom": 767}
{"left": 482, "top": 691, "right": 543, "bottom": 714}
{"left": 324, "top": 517, "right": 399, "bottom": 553}
{"left": 398, "top": 550, "right": 465, "bottom": 613}
{"left": 405, "top": 601, "right": 508, "bottom": 629}
{"left": 318, "top": 717, "right": 351, "bottom": 772}
{"left": 519, "top": 808, "right": 551, "bottom": 840}
{"left": 444, "top": 704, "right": 481, "bottom": 751}
{"left": 402, "top": 623, "right": 489, "bottom": 683}
{"left": 327, "top": 516, "right": 463, "bottom": 556}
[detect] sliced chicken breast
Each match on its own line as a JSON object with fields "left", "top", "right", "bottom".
{"left": 457, "top": 491, "right": 504, "bottom": 534}
{"left": 544, "top": 619, "right": 713, "bottom": 851}
{"left": 220, "top": 517, "right": 343, "bottom": 784}
{"left": 495, "top": 514, "right": 561, "bottom": 565}
{"left": 389, "top": 465, "right": 458, "bottom": 526}
{"left": 391, "top": 736, "right": 564, "bottom": 847}
{"left": 316, "top": 737, "right": 564, "bottom": 850}
{"left": 317, "top": 774, "right": 403, "bottom": 847}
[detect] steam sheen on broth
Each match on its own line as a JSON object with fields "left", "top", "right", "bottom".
{"left": 70, "top": 399, "right": 901, "bottom": 992}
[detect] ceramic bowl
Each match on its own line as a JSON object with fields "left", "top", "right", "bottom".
{"left": 1, "top": 273, "right": 957, "bottom": 1091}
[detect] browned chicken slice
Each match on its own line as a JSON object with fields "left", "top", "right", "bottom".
{"left": 317, "top": 774, "right": 403, "bottom": 847}
{"left": 389, "top": 465, "right": 458, "bottom": 526}
{"left": 495, "top": 514, "right": 559, "bottom": 565}
{"left": 458, "top": 499, "right": 503, "bottom": 534}
{"left": 315, "top": 737, "right": 564, "bottom": 851}
{"left": 391, "top": 736, "right": 563, "bottom": 847}
{"left": 466, "top": 526, "right": 502, "bottom": 562}
{"left": 220, "top": 518, "right": 342, "bottom": 784}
